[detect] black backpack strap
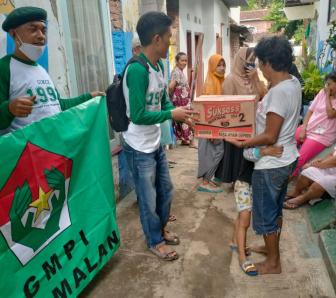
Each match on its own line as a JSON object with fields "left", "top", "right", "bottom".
{"left": 121, "top": 56, "right": 149, "bottom": 78}
{"left": 130, "top": 55, "right": 150, "bottom": 72}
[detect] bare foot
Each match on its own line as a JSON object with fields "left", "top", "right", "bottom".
{"left": 283, "top": 196, "right": 306, "bottom": 209}
{"left": 255, "top": 260, "right": 281, "bottom": 275}
{"left": 285, "top": 192, "right": 300, "bottom": 201}
{"left": 189, "top": 142, "right": 198, "bottom": 149}
{"left": 250, "top": 245, "right": 268, "bottom": 255}
{"left": 287, "top": 196, "right": 305, "bottom": 206}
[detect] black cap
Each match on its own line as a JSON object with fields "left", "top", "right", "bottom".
{"left": 2, "top": 6, "right": 47, "bottom": 32}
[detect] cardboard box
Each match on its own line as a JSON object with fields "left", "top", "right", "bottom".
{"left": 193, "top": 95, "right": 257, "bottom": 140}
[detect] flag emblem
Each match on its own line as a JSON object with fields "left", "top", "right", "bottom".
{"left": 0, "top": 142, "right": 72, "bottom": 265}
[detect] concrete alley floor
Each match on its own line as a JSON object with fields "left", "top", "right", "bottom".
{"left": 82, "top": 145, "right": 336, "bottom": 298}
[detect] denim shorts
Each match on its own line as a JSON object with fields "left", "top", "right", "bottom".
{"left": 252, "top": 161, "right": 297, "bottom": 235}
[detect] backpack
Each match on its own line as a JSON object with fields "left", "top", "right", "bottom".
{"left": 106, "top": 56, "right": 149, "bottom": 132}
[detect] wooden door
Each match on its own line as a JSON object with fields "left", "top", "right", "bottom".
{"left": 216, "top": 33, "right": 222, "bottom": 55}
{"left": 186, "top": 31, "right": 192, "bottom": 83}
{"left": 195, "top": 33, "right": 204, "bottom": 97}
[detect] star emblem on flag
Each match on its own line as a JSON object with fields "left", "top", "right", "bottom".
{"left": 29, "top": 187, "right": 52, "bottom": 221}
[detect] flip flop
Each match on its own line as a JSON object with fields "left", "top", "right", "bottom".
{"left": 211, "top": 177, "right": 222, "bottom": 185}
{"left": 149, "top": 244, "right": 179, "bottom": 261}
{"left": 164, "top": 230, "right": 180, "bottom": 245}
{"left": 283, "top": 200, "right": 300, "bottom": 209}
{"left": 197, "top": 186, "right": 224, "bottom": 193}
{"left": 240, "top": 260, "right": 258, "bottom": 276}
{"left": 229, "top": 244, "right": 251, "bottom": 256}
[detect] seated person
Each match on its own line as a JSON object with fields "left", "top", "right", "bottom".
{"left": 284, "top": 147, "right": 336, "bottom": 209}
{"left": 292, "top": 71, "right": 336, "bottom": 177}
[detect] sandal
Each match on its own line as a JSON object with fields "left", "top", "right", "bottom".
{"left": 210, "top": 177, "right": 222, "bottom": 186}
{"left": 229, "top": 244, "right": 251, "bottom": 256}
{"left": 149, "top": 244, "right": 179, "bottom": 261}
{"left": 163, "top": 230, "right": 180, "bottom": 245}
{"left": 240, "top": 260, "right": 258, "bottom": 276}
{"left": 168, "top": 214, "right": 177, "bottom": 222}
{"left": 283, "top": 200, "right": 300, "bottom": 209}
{"left": 197, "top": 184, "right": 224, "bottom": 193}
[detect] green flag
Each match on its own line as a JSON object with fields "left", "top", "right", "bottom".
{"left": 0, "top": 97, "right": 120, "bottom": 298}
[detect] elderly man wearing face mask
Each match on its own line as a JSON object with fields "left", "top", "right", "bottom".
{"left": 0, "top": 6, "right": 104, "bottom": 134}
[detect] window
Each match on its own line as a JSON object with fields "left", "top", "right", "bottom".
{"left": 329, "top": 0, "right": 336, "bottom": 23}
{"left": 66, "top": 0, "right": 110, "bottom": 93}
{"left": 59, "top": 0, "right": 117, "bottom": 147}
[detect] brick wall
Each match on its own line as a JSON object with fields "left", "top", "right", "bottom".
{"left": 109, "top": 0, "right": 123, "bottom": 31}
{"left": 249, "top": 20, "right": 272, "bottom": 33}
{"left": 167, "top": 0, "right": 180, "bottom": 50}
{"left": 240, "top": 19, "right": 274, "bottom": 43}
{"left": 167, "top": 0, "right": 180, "bottom": 69}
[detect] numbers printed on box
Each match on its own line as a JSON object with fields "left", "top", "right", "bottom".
{"left": 239, "top": 113, "right": 246, "bottom": 122}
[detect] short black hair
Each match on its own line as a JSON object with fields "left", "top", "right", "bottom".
{"left": 136, "top": 12, "right": 172, "bottom": 46}
{"left": 254, "top": 36, "right": 293, "bottom": 72}
{"left": 326, "top": 71, "right": 336, "bottom": 82}
{"left": 175, "top": 52, "right": 187, "bottom": 62}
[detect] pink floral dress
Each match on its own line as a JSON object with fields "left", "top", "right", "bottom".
{"left": 170, "top": 67, "right": 193, "bottom": 143}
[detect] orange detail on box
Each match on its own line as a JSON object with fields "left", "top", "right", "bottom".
{"left": 192, "top": 95, "right": 257, "bottom": 140}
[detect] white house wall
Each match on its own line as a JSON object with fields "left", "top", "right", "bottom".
{"left": 140, "top": 0, "right": 167, "bottom": 14}
{"left": 179, "top": 0, "right": 231, "bottom": 82}
{"left": 230, "top": 7, "right": 240, "bottom": 24}
{"left": 214, "top": 0, "right": 231, "bottom": 72}
{"left": 316, "top": 0, "right": 330, "bottom": 41}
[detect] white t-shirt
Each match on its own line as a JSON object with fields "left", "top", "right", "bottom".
{"left": 254, "top": 76, "right": 301, "bottom": 170}
{"left": 9, "top": 58, "right": 61, "bottom": 132}
{"left": 122, "top": 62, "right": 166, "bottom": 153}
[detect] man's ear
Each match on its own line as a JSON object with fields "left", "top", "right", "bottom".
{"left": 153, "top": 34, "right": 161, "bottom": 44}
{"left": 9, "top": 29, "right": 16, "bottom": 39}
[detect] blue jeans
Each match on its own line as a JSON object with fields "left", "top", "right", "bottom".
{"left": 252, "top": 161, "right": 297, "bottom": 235}
{"left": 122, "top": 141, "right": 173, "bottom": 247}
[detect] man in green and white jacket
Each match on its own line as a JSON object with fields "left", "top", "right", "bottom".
{"left": 122, "top": 12, "right": 198, "bottom": 261}
{"left": 0, "top": 6, "right": 104, "bottom": 134}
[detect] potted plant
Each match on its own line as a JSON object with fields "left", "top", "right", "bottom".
{"left": 301, "top": 62, "right": 325, "bottom": 105}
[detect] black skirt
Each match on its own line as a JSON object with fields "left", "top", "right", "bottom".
{"left": 215, "top": 141, "right": 244, "bottom": 183}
